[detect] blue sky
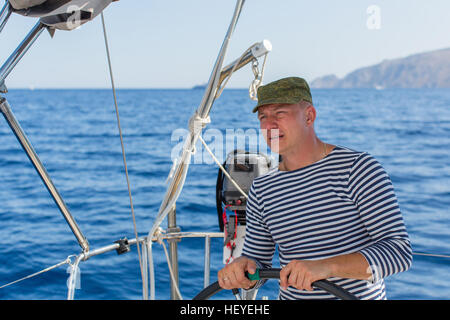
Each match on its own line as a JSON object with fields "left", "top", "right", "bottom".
{"left": 1, "top": 0, "right": 450, "bottom": 89}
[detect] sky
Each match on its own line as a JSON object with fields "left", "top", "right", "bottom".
{"left": 1, "top": 0, "right": 450, "bottom": 89}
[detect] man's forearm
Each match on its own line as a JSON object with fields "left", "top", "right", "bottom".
{"left": 324, "top": 252, "right": 371, "bottom": 281}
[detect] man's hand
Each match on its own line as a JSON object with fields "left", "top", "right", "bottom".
{"left": 280, "top": 253, "right": 371, "bottom": 291}
{"left": 218, "top": 256, "right": 258, "bottom": 290}
{"left": 279, "top": 259, "right": 332, "bottom": 291}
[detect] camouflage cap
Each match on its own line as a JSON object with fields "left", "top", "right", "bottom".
{"left": 253, "top": 77, "right": 313, "bottom": 113}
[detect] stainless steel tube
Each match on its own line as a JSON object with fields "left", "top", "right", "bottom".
{"left": 0, "top": 22, "right": 46, "bottom": 87}
{"left": 218, "top": 40, "right": 272, "bottom": 86}
{"left": 141, "top": 240, "right": 149, "bottom": 300}
{"left": 146, "top": 0, "right": 245, "bottom": 300}
{"left": 203, "top": 235, "right": 211, "bottom": 288}
{"left": 197, "top": 0, "right": 245, "bottom": 119}
{"left": 0, "top": 1, "right": 12, "bottom": 33}
{"left": 80, "top": 236, "right": 146, "bottom": 260}
{"left": 0, "top": 97, "right": 89, "bottom": 253}
{"left": 78, "top": 232, "right": 222, "bottom": 261}
{"left": 148, "top": 0, "right": 246, "bottom": 236}
{"left": 167, "top": 206, "right": 180, "bottom": 300}
{"left": 149, "top": 0, "right": 246, "bottom": 240}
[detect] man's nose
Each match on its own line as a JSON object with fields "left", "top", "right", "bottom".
{"left": 263, "top": 115, "right": 278, "bottom": 129}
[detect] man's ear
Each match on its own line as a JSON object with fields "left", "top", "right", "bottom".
{"left": 305, "top": 104, "right": 316, "bottom": 125}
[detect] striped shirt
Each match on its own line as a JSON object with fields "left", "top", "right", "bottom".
{"left": 242, "top": 145, "right": 412, "bottom": 300}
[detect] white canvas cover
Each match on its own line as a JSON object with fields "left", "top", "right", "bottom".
{"left": 9, "top": 0, "right": 114, "bottom": 31}
{"left": 9, "top": 0, "right": 47, "bottom": 10}
{"left": 39, "top": 0, "right": 113, "bottom": 30}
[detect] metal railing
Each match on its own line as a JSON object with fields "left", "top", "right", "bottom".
{"left": 0, "top": 0, "right": 270, "bottom": 301}
{"left": 66, "top": 230, "right": 224, "bottom": 300}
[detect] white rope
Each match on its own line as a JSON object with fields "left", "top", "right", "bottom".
{"left": 147, "top": 163, "right": 190, "bottom": 299}
{"left": 100, "top": 12, "right": 146, "bottom": 299}
{"left": 186, "top": 112, "right": 211, "bottom": 156}
{"left": 198, "top": 134, "right": 248, "bottom": 199}
{"left": 147, "top": 113, "right": 208, "bottom": 299}
{"left": 199, "top": 45, "right": 270, "bottom": 199}
{"left": 145, "top": 38, "right": 268, "bottom": 300}
{"left": 0, "top": 257, "right": 71, "bottom": 289}
{"left": 189, "top": 111, "right": 211, "bottom": 133}
{"left": 165, "top": 157, "right": 178, "bottom": 184}
{"left": 155, "top": 228, "right": 183, "bottom": 300}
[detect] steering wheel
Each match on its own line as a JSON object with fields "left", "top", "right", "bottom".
{"left": 193, "top": 268, "right": 358, "bottom": 300}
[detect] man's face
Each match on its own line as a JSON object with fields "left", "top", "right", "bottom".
{"left": 257, "top": 103, "right": 308, "bottom": 155}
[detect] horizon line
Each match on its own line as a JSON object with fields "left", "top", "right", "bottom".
{"left": 4, "top": 87, "right": 449, "bottom": 90}
{"left": 4, "top": 87, "right": 250, "bottom": 90}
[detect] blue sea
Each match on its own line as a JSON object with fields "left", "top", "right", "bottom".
{"left": 0, "top": 88, "right": 449, "bottom": 300}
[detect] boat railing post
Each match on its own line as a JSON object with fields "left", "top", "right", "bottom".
{"left": 141, "top": 239, "right": 149, "bottom": 300}
{"left": 167, "top": 205, "right": 181, "bottom": 300}
{"left": 203, "top": 235, "right": 211, "bottom": 288}
{"left": 0, "top": 97, "right": 90, "bottom": 253}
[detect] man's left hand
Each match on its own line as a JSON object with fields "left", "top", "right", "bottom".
{"left": 279, "top": 259, "right": 332, "bottom": 291}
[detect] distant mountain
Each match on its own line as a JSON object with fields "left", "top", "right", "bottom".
{"left": 311, "top": 47, "right": 450, "bottom": 88}
{"left": 192, "top": 84, "right": 207, "bottom": 90}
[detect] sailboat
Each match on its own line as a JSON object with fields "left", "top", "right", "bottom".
{"left": 0, "top": 0, "right": 285, "bottom": 300}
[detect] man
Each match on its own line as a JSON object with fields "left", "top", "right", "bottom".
{"left": 218, "top": 77, "right": 412, "bottom": 299}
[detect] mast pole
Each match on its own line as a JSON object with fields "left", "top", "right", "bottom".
{"left": 147, "top": 0, "right": 246, "bottom": 300}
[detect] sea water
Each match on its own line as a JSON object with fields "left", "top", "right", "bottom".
{"left": 0, "top": 88, "right": 448, "bottom": 300}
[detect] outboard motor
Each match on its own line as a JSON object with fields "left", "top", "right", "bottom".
{"left": 216, "top": 150, "right": 271, "bottom": 264}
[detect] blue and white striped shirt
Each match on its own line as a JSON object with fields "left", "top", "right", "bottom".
{"left": 242, "top": 145, "right": 412, "bottom": 300}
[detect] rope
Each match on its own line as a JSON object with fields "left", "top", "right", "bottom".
{"left": 147, "top": 112, "right": 209, "bottom": 299}
{"left": 0, "top": 257, "right": 71, "bottom": 289}
{"left": 189, "top": 112, "right": 211, "bottom": 132}
{"left": 100, "top": 12, "right": 146, "bottom": 298}
{"left": 198, "top": 134, "right": 248, "bottom": 199}
{"left": 155, "top": 228, "right": 183, "bottom": 300}
{"left": 146, "top": 33, "right": 267, "bottom": 299}
{"left": 186, "top": 112, "right": 211, "bottom": 156}
{"left": 147, "top": 164, "right": 190, "bottom": 299}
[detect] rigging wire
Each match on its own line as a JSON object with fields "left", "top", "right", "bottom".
{"left": 0, "top": 249, "right": 448, "bottom": 294}
{"left": 198, "top": 135, "right": 248, "bottom": 199}
{"left": 199, "top": 41, "right": 271, "bottom": 200}
{"left": 412, "top": 252, "right": 450, "bottom": 259}
{"left": 0, "top": 257, "right": 71, "bottom": 289}
{"left": 100, "top": 12, "right": 146, "bottom": 298}
{"left": 154, "top": 228, "right": 183, "bottom": 299}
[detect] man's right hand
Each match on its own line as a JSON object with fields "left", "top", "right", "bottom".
{"left": 217, "top": 256, "right": 258, "bottom": 290}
